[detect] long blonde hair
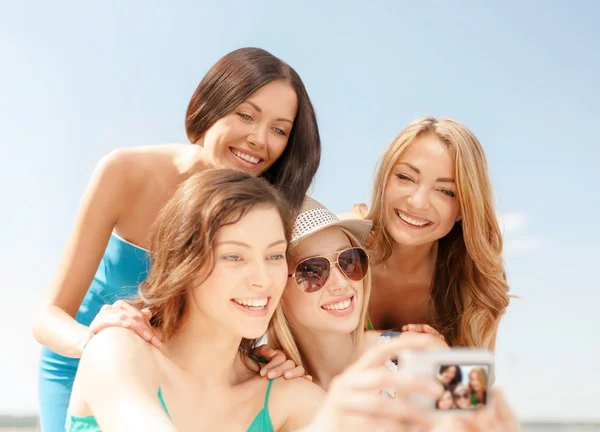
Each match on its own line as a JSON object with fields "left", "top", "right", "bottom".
{"left": 367, "top": 117, "right": 509, "bottom": 348}
{"left": 268, "top": 229, "right": 371, "bottom": 369}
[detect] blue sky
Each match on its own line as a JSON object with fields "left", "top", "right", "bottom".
{"left": 2, "top": 0, "right": 598, "bottom": 422}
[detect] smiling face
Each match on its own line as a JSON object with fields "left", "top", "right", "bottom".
{"left": 199, "top": 79, "right": 297, "bottom": 176}
{"left": 383, "top": 133, "right": 461, "bottom": 247}
{"left": 469, "top": 369, "right": 485, "bottom": 393}
{"left": 188, "top": 204, "right": 289, "bottom": 339}
{"left": 437, "top": 390, "right": 454, "bottom": 410}
{"left": 439, "top": 365, "right": 457, "bottom": 385}
{"left": 281, "top": 227, "right": 365, "bottom": 336}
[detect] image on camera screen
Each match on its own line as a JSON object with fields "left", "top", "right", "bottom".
{"left": 435, "top": 364, "right": 490, "bottom": 410}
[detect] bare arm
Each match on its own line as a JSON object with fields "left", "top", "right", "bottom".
{"left": 76, "top": 327, "right": 175, "bottom": 432}
{"left": 32, "top": 150, "right": 134, "bottom": 357}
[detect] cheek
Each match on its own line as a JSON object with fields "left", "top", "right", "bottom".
{"left": 435, "top": 199, "right": 460, "bottom": 227}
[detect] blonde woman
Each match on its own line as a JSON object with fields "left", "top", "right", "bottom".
{"left": 348, "top": 117, "right": 510, "bottom": 349}
{"left": 468, "top": 367, "right": 489, "bottom": 407}
{"left": 269, "top": 196, "right": 518, "bottom": 431}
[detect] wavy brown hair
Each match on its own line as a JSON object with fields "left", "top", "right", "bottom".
{"left": 135, "top": 168, "right": 294, "bottom": 359}
{"left": 366, "top": 117, "right": 510, "bottom": 348}
{"left": 185, "top": 47, "right": 321, "bottom": 210}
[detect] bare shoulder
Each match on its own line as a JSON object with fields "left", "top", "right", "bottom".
{"left": 269, "top": 377, "right": 325, "bottom": 432}
{"left": 79, "top": 327, "right": 158, "bottom": 379}
{"left": 98, "top": 144, "right": 184, "bottom": 184}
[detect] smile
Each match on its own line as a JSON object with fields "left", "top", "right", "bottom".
{"left": 232, "top": 297, "right": 269, "bottom": 310}
{"left": 321, "top": 295, "right": 354, "bottom": 311}
{"left": 230, "top": 148, "right": 262, "bottom": 165}
{"left": 394, "top": 209, "right": 432, "bottom": 228}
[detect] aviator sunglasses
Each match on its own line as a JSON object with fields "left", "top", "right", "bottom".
{"left": 288, "top": 247, "right": 369, "bottom": 293}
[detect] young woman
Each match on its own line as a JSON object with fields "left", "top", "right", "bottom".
{"left": 468, "top": 367, "right": 488, "bottom": 407}
{"left": 66, "top": 169, "right": 444, "bottom": 432}
{"left": 268, "top": 196, "right": 519, "bottom": 431}
{"left": 32, "top": 47, "right": 321, "bottom": 431}
{"left": 347, "top": 117, "right": 510, "bottom": 349}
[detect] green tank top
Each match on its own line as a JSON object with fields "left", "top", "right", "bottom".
{"left": 65, "top": 379, "right": 274, "bottom": 431}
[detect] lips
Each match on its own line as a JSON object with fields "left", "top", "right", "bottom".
{"left": 230, "top": 147, "right": 263, "bottom": 165}
{"left": 394, "top": 209, "right": 433, "bottom": 227}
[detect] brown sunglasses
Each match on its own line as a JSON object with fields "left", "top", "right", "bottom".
{"left": 288, "top": 247, "right": 369, "bottom": 293}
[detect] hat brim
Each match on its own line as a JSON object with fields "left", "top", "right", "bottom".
{"left": 290, "top": 218, "right": 373, "bottom": 248}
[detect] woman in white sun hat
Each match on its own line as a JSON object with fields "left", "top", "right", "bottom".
{"left": 267, "top": 195, "right": 520, "bottom": 432}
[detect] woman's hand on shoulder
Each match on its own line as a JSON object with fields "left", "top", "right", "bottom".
{"left": 89, "top": 300, "right": 162, "bottom": 348}
{"left": 253, "top": 345, "right": 312, "bottom": 381}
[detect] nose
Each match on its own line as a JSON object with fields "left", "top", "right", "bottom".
{"left": 325, "top": 266, "right": 350, "bottom": 296}
{"left": 248, "top": 124, "right": 267, "bottom": 149}
{"left": 248, "top": 260, "right": 271, "bottom": 291}
{"left": 406, "top": 185, "right": 430, "bottom": 210}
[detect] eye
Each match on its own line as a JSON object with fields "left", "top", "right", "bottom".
{"left": 268, "top": 253, "right": 286, "bottom": 261}
{"left": 223, "top": 255, "right": 242, "bottom": 262}
{"left": 439, "top": 189, "right": 456, "bottom": 198}
{"left": 237, "top": 113, "right": 253, "bottom": 121}
{"left": 272, "top": 127, "right": 287, "bottom": 137}
{"left": 395, "top": 173, "right": 414, "bottom": 182}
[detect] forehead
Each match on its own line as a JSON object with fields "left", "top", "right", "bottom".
{"left": 291, "top": 227, "right": 352, "bottom": 260}
{"left": 245, "top": 80, "right": 298, "bottom": 120}
{"left": 394, "top": 134, "right": 454, "bottom": 172}
{"left": 215, "top": 205, "right": 286, "bottom": 245}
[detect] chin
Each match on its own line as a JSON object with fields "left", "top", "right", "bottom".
{"left": 238, "top": 324, "right": 270, "bottom": 340}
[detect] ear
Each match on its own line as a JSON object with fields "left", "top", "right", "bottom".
{"left": 456, "top": 210, "right": 462, "bottom": 222}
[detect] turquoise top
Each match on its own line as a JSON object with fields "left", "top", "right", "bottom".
{"left": 65, "top": 379, "right": 274, "bottom": 431}
{"left": 39, "top": 233, "right": 150, "bottom": 384}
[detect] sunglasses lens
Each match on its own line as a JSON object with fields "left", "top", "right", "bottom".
{"left": 338, "top": 248, "right": 369, "bottom": 281}
{"left": 295, "top": 257, "right": 330, "bottom": 293}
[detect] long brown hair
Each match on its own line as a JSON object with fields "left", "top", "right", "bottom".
{"left": 367, "top": 117, "right": 509, "bottom": 348}
{"left": 136, "top": 169, "right": 294, "bottom": 357}
{"left": 185, "top": 47, "right": 321, "bottom": 210}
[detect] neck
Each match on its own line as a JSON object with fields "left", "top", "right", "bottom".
{"left": 293, "top": 328, "right": 357, "bottom": 390}
{"left": 385, "top": 240, "right": 438, "bottom": 275}
{"left": 174, "top": 144, "right": 210, "bottom": 178}
{"left": 160, "top": 309, "right": 248, "bottom": 386}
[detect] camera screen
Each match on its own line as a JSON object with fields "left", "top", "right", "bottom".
{"left": 435, "top": 364, "right": 490, "bottom": 410}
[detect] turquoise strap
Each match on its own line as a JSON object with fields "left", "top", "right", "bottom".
{"left": 157, "top": 387, "right": 170, "bottom": 418}
{"left": 264, "top": 379, "right": 274, "bottom": 409}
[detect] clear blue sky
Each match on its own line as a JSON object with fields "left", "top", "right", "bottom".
{"left": 2, "top": 0, "right": 598, "bottom": 422}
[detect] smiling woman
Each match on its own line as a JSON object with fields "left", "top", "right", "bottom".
{"left": 357, "top": 117, "right": 510, "bottom": 350}
{"left": 31, "top": 47, "right": 322, "bottom": 432}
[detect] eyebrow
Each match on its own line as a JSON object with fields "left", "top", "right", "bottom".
{"left": 396, "top": 162, "right": 455, "bottom": 183}
{"left": 216, "top": 239, "right": 288, "bottom": 248}
{"left": 245, "top": 101, "right": 294, "bottom": 125}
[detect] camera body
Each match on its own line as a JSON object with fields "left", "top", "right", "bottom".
{"left": 400, "top": 348, "right": 494, "bottom": 413}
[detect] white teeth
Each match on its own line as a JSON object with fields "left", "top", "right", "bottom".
{"left": 233, "top": 297, "right": 268, "bottom": 309}
{"left": 395, "top": 210, "right": 430, "bottom": 227}
{"left": 322, "top": 298, "right": 352, "bottom": 311}
{"left": 232, "top": 149, "right": 260, "bottom": 164}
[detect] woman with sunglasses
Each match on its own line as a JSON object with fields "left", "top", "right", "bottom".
{"left": 32, "top": 47, "right": 320, "bottom": 432}
{"left": 268, "top": 196, "right": 520, "bottom": 432}
{"left": 268, "top": 196, "right": 447, "bottom": 390}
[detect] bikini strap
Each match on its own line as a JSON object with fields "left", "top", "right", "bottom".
{"left": 157, "top": 386, "right": 171, "bottom": 418}
{"left": 264, "top": 379, "right": 274, "bottom": 409}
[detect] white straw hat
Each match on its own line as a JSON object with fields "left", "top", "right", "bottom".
{"left": 290, "top": 196, "right": 373, "bottom": 248}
